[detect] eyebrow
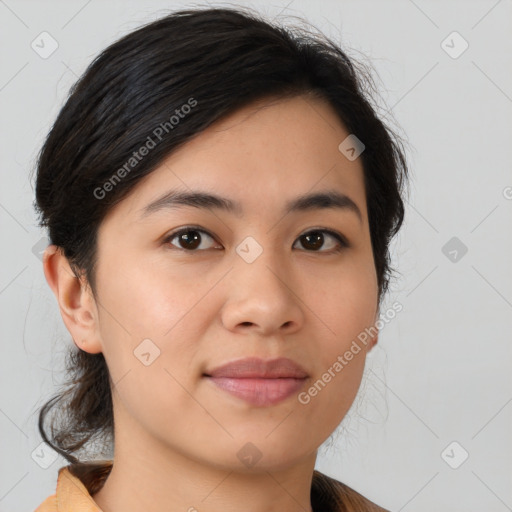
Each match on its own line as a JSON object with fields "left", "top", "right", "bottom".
{"left": 139, "top": 188, "right": 363, "bottom": 224}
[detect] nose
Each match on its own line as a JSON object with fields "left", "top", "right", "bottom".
{"left": 220, "top": 252, "right": 305, "bottom": 336}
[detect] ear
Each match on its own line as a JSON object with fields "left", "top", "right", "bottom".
{"left": 42, "top": 244, "right": 103, "bottom": 354}
{"left": 367, "top": 309, "right": 379, "bottom": 352}
{"left": 368, "top": 331, "right": 379, "bottom": 351}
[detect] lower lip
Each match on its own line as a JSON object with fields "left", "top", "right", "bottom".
{"left": 205, "top": 376, "right": 308, "bottom": 406}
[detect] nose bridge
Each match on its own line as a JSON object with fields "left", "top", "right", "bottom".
{"left": 234, "top": 232, "right": 291, "bottom": 290}
{"left": 227, "top": 232, "right": 300, "bottom": 308}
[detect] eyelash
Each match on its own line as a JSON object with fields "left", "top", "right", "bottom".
{"left": 162, "top": 225, "right": 349, "bottom": 254}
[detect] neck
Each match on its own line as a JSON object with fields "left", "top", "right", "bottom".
{"left": 92, "top": 415, "right": 316, "bottom": 512}
{"left": 93, "top": 451, "right": 316, "bottom": 512}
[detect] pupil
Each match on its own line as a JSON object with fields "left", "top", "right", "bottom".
{"left": 304, "top": 232, "right": 322, "bottom": 250}
{"left": 181, "top": 231, "right": 200, "bottom": 250}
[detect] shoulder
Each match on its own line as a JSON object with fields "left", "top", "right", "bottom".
{"left": 32, "top": 459, "right": 113, "bottom": 512}
{"left": 34, "top": 493, "right": 57, "bottom": 512}
{"left": 312, "top": 470, "right": 390, "bottom": 512}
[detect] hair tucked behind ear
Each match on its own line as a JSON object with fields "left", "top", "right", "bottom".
{"left": 37, "top": 350, "right": 112, "bottom": 464}
{"left": 33, "top": 7, "right": 408, "bottom": 507}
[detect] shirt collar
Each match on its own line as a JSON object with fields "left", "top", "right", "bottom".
{"left": 56, "top": 460, "right": 113, "bottom": 512}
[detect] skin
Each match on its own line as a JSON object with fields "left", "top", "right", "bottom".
{"left": 43, "top": 94, "right": 379, "bottom": 512}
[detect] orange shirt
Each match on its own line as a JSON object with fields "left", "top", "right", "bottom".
{"left": 34, "top": 460, "right": 113, "bottom": 512}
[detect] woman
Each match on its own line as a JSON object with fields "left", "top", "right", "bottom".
{"left": 33, "top": 6, "right": 408, "bottom": 512}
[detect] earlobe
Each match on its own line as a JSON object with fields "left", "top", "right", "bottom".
{"left": 42, "top": 244, "right": 103, "bottom": 354}
{"left": 367, "top": 306, "right": 380, "bottom": 351}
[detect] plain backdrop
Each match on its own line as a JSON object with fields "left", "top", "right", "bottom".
{"left": 1, "top": 1, "right": 511, "bottom": 511}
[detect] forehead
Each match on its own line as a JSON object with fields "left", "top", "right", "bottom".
{"left": 103, "top": 95, "right": 368, "bottom": 226}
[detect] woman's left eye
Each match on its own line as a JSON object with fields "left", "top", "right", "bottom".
{"left": 293, "top": 229, "right": 348, "bottom": 253}
{"left": 163, "top": 227, "right": 348, "bottom": 253}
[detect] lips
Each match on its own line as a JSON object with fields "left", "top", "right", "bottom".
{"left": 204, "top": 356, "right": 309, "bottom": 379}
{"left": 203, "top": 357, "right": 309, "bottom": 407}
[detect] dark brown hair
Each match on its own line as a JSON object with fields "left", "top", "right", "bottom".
{"left": 33, "top": 6, "right": 407, "bottom": 510}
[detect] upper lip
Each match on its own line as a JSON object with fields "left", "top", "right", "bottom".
{"left": 204, "top": 357, "right": 309, "bottom": 379}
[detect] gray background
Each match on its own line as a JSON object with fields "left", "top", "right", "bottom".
{"left": 1, "top": 0, "right": 511, "bottom": 511}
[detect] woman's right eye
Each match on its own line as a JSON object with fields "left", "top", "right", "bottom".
{"left": 163, "top": 227, "right": 221, "bottom": 252}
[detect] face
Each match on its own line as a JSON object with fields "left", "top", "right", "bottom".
{"left": 65, "top": 94, "right": 379, "bottom": 472}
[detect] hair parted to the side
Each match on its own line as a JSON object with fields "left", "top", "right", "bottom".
{"left": 32, "top": 5, "right": 408, "bottom": 509}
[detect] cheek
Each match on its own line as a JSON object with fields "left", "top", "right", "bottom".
{"left": 293, "top": 261, "right": 376, "bottom": 427}
{"left": 94, "top": 256, "right": 218, "bottom": 399}
{"left": 309, "top": 258, "right": 378, "bottom": 348}
{"left": 96, "top": 256, "right": 211, "bottom": 341}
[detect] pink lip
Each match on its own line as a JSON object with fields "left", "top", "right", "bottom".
{"left": 203, "top": 357, "right": 309, "bottom": 407}
{"left": 205, "top": 356, "right": 309, "bottom": 379}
